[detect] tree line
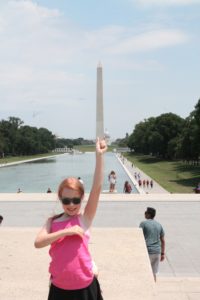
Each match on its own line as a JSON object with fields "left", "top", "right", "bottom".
{"left": 0, "top": 117, "right": 94, "bottom": 157}
{"left": 127, "top": 99, "right": 200, "bottom": 163}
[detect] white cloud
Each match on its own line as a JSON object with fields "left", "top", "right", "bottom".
{"left": 0, "top": 0, "right": 194, "bottom": 138}
{"left": 134, "top": 0, "right": 200, "bottom": 6}
{"left": 1, "top": 2, "right": 183, "bottom": 106}
{"left": 8, "top": 0, "right": 60, "bottom": 18}
{"left": 106, "top": 29, "right": 188, "bottom": 54}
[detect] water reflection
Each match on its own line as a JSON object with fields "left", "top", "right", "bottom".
{"left": 28, "top": 158, "right": 56, "bottom": 164}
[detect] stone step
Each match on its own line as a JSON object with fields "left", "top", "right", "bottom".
{"left": 90, "top": 228, "right": 156, "bottom": 300}
{"left": 1, "top": 227, "right": 156, "bottom": 300}
{"left": 3, "top": 227, "right": 200, "bottom": 299}
{"left": 155, "top": 277, "right": 200, "bottom": 299}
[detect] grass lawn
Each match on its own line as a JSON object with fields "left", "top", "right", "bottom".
{"left": 0, "top": 152, "right": 60, "bottom": 164}
{"left": 124, "top": 153, "right": 200, "bottom": 193}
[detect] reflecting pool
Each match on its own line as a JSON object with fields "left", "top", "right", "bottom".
{"left": 0, "top": 152, "right": 138, "bottom": 193}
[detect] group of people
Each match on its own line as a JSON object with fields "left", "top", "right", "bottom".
{"left": 138, "top": 179, "right": 154, "bottom": 189}
{"left": 17, "top": 180, "right": 84, "bottom": 195}
{"left": 108, "top": 171, "right": 133, "bottom": 193}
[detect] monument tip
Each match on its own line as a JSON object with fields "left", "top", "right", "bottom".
{"left": 97, "top": 61, "right": 102, "bottom": 68}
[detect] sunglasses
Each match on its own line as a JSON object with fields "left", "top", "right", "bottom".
{"left": 61, "top": 197, "right": 81, "bottom": 205}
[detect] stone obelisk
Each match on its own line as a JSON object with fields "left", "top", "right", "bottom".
{"left": 96, "top": 62, "right": 104, "bottom": 139}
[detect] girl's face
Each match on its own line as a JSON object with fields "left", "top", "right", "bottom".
{"left": 60, "top": 188, "right": 83, "bottom": 216}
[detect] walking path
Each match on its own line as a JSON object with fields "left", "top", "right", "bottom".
{"left": 117, "top": 153, "right": 169, "bottom": 194}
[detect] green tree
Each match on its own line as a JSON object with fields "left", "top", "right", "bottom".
{"left": 128, "top": 117, "right": 156, "bottom": 154}
{"left": 153, "top": 113, "right": 184, "bottom": 158}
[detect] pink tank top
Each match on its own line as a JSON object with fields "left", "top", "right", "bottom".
{"left": 49, "top": 215, "right": 93, "bottom": 290}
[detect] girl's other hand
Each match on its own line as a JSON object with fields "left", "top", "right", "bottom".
{"left": 66, "top": 225, "right": 84, "bottom": 238}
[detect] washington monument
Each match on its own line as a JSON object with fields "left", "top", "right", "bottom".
{"left": 96, "top": 62, "right": 104, "bottom": 139}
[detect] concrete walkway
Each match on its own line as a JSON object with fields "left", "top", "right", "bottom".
{"left": 156, "top": 277, "right": 200, "bottom": 300}
{"left": 0, "top": 228, "right": 156, "bottom": 300}
{"left": 117, "top": 153, "right": 169, "bottom": 194}
{"left": 1, "top": 226, "right": 200, "bottom": 300}
{"left": 1, "top": 197, "right": 200, "bottom": 299}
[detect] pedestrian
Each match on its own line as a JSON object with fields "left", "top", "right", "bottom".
{"left": 123, "top": 181, "right": 132, "bottom": 193}
{"left": 150, "top": 180, "right": 153, "bottom": 189}
{"left": 146, "top": 179, "right": 149, "bottom": 188}
{"left": 34, "top": 138, "right": 107, "bottom": 300}
{"left": 138, "top": 179, "right": 142, "bottom": 187}
{"left": 108, "top": 170, "right": 116, "bottom": 192}
{"left": 0, "top": 215, "right": 3, "bottom": 225}
{"left": 139, "top": 207, "right": 165, "bottom": 282}
{"left": 194, "top": 182, "right": 200, "bottom": 193}
{"left": 143, "top": 179, "right": 146, "bottom": 188}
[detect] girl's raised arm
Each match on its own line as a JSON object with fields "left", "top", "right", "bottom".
{"left": 83, "top": 138, "right": 107, "bottom": 225}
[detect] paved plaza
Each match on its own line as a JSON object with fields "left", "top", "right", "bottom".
{"left": 1, "top": 197, "right": 200, "bottom": 277}
{"left": 1, "top": 196, "right": 200, "bottom": 300}
{"left": 0, "top": 155, "right": 200, "bottom": 299}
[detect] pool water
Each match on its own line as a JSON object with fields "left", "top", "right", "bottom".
{"left": 0, "top": 152, "right": 138, "bottom": 193}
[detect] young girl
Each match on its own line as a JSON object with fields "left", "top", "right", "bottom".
{"left": 108, "top": 170, "right": 116, "bottom": 192}
{"left": 34, "top": 138, "right": 107, "bottom": 300}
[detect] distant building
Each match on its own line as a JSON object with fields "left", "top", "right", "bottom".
{"left": 104, "top": 128, "right": 111, "bottom": 145}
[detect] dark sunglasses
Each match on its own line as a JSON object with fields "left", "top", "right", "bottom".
{"left": 61, "top": 197, "right": 81, "bottom": 205}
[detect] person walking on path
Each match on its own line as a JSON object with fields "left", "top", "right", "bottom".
{"left": 139, "top": 207, "right": 165, "bottom": 282}
{"left": 34, "top": 138, "right": 107, "bottom": 300}
{"left": 150, "top": 180, "right": 153, "bottom": 189}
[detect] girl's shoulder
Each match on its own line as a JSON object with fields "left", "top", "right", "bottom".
{"left": 51, "top": 213, "right": 67, "bottom": 223}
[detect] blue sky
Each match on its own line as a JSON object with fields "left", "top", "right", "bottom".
{"left": 0, "top": 0, "right": 200, "bottom": 139}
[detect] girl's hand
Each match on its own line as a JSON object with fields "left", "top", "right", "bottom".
{"left": 96, "top": 137, "right": 107, "bottom": 155}
{"left": 66, "top": 225, "right": 84, "bottom": 238}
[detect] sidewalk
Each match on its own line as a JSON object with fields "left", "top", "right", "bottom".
{"left": 117, "top": 154, "right": 169, "bottom": 194}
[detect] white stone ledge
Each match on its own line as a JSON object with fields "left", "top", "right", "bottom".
{"left": 0, "top": 193, "right": 199, "bottom": 202}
